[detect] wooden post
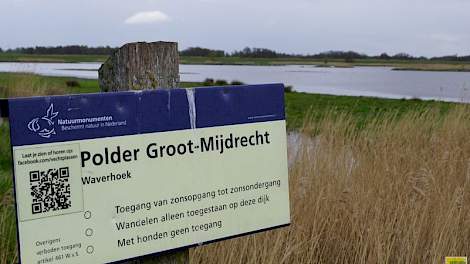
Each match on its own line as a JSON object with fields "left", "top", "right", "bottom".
{"left": 99, "top": 41, "right": 180, "bottom": 91}
{"left": 98, "top": 41, "right": 189, "bottom": 264}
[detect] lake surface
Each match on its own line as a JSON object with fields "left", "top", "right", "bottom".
{"left": 1, "top": 62, "right": 470, "bottom": 103}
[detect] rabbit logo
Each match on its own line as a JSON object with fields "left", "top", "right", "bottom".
{"left": 28, "top": 104, "right": 59, "bottom": 138}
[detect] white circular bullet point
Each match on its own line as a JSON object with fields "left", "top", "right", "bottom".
{"left": 86, "top": 245, "right": 94, "bottom": 254}
{"left": 85, "top": 228, "right": 93, "bottom": 237}
{"left": 84, "top": 211, "right": 92, "bottom": 219}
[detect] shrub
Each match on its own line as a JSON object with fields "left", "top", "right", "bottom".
{"left": 284, "top": 85, "right": 294, "bottom": 93}
{"left": 65, "top": 80, "right": 80, "bottom": 88}
{"left": 203, "top": 78, "right": 214, "bottom": 86}
{"left": 215, "top": 79, "right": 228, "bottom": 86}
{"left": 231, "top": 80, "right": 245, "bottom": 85}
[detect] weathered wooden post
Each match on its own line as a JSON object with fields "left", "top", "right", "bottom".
{"left": 99, "top": 41, "right": 180, "bottom": 91}
{"left": 98, "top": 41, "right": 188, "bottom": 264}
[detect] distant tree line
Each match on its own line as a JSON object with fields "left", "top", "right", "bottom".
{"left": 429, "top": 55, "right": 470, "bottom": 62}
{"left": 181, "top": 47, "right": 470, "bottom": 61}
{"left": 1, "top": 45, "right": 470, "bottom": 61}
{"left": 179, "top": 47, "right": 225, "bottom": 57}
{"left": 231, "top": 47, "right": 286, "bottom": 58}
{"left": 2, "top": 45, "right": 116, "bottom": 55}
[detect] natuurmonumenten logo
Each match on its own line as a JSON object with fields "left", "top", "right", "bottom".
{"left": 28, "top": 104, "right": 58, "bottom": 138}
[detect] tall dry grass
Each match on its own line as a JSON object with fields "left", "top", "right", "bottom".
{"left": 0, "top": 121, "right": 16, "bottom": 264}
{"left": 0, "top": 73, "right": 66, "bottom": 98}
{"left": 191, "top": 107, "right": 470, "bottom": 263}
{"left": 1, "top": 102, "right": 470, "bottom": 263}
{"left": 0, "top": 72, "right": 67, "bottom": 264}
{"left": 0, "top": 184, "right": 17, "bottom": 264}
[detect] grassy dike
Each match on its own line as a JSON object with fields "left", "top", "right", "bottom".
{"left": 0, "top": 53, "right": 107, "bottom": 63}
{"left": 0, "top": 73, "right": 460, "bottom": 263}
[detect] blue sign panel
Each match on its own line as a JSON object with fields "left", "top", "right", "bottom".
{"left": 9, "top": 84, "right": 285, "bottom": 146}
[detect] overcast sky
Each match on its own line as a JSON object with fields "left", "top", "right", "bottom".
{"left": 1, "top": 0, "right": 469, "bottom": 57}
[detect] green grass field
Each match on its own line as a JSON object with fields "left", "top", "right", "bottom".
{"left": 0, "top": 53, "right": 107, "bottom": 63}
{"left": 1, "top": 53, "right": 470, "bottom": 71}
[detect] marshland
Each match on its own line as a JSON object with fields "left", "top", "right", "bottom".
{"left": 1, "top": 72, "right": 469, "bottom": 263}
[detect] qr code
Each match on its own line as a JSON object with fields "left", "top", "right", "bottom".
{"left": 29, "top": 168, "right": 71, "bottom": 214}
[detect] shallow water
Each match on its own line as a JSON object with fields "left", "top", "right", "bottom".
{"left": 1, "top": 62, "right": 470, "bottom": 103}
